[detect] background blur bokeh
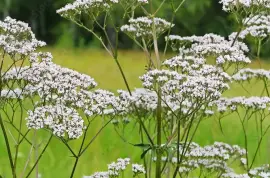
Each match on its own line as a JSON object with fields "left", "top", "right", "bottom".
{"left": 1, "top": 0, "right": 269, "bottom": 58}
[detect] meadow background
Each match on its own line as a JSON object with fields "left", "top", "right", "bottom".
{"left": 1, "top": 0, "right": 270, "bottom": 177}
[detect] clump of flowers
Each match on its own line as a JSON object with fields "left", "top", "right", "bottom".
{"left": 121, "top": 17, "right": 174, "bottom": 39}
{"left": 2, "top": 52, "right": 116, "bottom": 139}
{"left": 166, "top": 33, "right": 250, "bottom": 68}
{"left": 26, "top": 104, "right": 84, "bottom": 139}
{"left": 57, "top": 0, "right": 119, "bottom": 20}
{"left": 232, "top": 68, "right": 270, "bottom": 82}
{"left": 232, "top": 14, "right": 270, "bottom": 40}
{"left": 215, "top": 97, "right": 270, "bottom": 112}
{"left": 84, "top": 158, "right": 146, "bottom": 178}
{"left": 0, "top": 16, "right": 46, "bottom": 56}
{"left": 222, "top": 164, "right": 270, "bottom": 178}
{"left": 219, "top": 0, "right": 270, "bottom": 12}
{"left": 0, "top": 17, "right": 116, "bottom": 140}
{"left": 152, "top": 142, "right": 246, "bottom": 177}
{"left": 132, "top": 164, "right": 146, "bottom": 176}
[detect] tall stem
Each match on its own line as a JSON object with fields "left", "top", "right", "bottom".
{"left": 70, "top": 123, "right": 89, "bottom": 178}
{"left": 25, "top": 135, "right": 53, "bottom": 178}
{"left": 155, "top": 87, "right": 162, "bottom": 178}
{"left": 70, "top": 157, "right": 80, "bottom": 178}
{"left": 175, "top": 120, "right": 181, "bottom": 176}
{"left": 257, "top": 39, "right": 262, "bottom": 58}
{"left": 152, "top": 12, "right": 162, "bottom": 177}
{"left": 0, "top": 114, "right": 16, "bottom": 178}
{"left": 34, "top": 130, "right": 39, "bottom": 178}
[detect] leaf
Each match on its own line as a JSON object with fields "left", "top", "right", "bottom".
{"left": 218, "top": 117, "right": 225, "bottom": 136}
{"left": 141, "top": 147, "right": 151, "bottom": 159}
{"left": 134, "top": 143, "right": 151, "bottom": 149}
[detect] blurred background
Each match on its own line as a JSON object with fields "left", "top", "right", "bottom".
{"left": 1, "top": 0, "right": 269, "bottom": 58}
{"left": 2, "top": 0, "right": 269, "bottom": 57}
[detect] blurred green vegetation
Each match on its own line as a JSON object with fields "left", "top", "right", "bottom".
{"left": 1, "top": 0, "right": 270, "bottom": 58}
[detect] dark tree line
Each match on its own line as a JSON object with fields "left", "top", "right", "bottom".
{"left": 0, "top": 0, "right": 269, "bottom": 57}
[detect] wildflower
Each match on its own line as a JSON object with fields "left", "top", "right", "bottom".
{"left": 132, "top": 164, "right": 146, "bottom": 175}
{"left": 57, "top": 0, "right": 118, "bottom": 19}
{"left": 166, "top": 34, "right": 250, "bottom": 66}
{"left": 219, "top": 0, "right": 270, "bottom": 12}
{"left": 121, "top": 17, "right": 174, "bottom": 39}
{"left": 0, "top": 17, "right": 45, "bottom": 55}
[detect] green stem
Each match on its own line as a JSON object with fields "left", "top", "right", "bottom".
{"left": 70, "top": 123, "right": 90, "bottom": 178}
{"left": 14, "top": 102, "right": 24, "bottom": 175}
{"left": 175, "top": 120, "right": 181, "bottom": 175}
{"left": 152, "top": 13, "right": 162, "bottom": 178}
{"left": 241, "top": 120, "right": 249, "bottom": 171}
{"left": 0, "top": 114, "right": 16, "bottom": 178}
{"left": 257, "top": 39, "right": 262, "bottom": 58}
{"left": 70, "top": 157, "right": 79, "bottom": 178}
{"left": 155, "top": 87, "right": 162, "bottom": 178}
{"left": 25, "top": 134, "right": 53, "bottom": 178}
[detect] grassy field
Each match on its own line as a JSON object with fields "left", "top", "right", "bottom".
{"left": 0, "top": 48, "right": 270, "bottom": 178}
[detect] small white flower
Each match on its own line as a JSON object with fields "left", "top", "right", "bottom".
{"left": 132, "top": 164, "right": 146, "bottom": 175}
{"left": 121, "top": 17, "right": 174, "bottom": 39}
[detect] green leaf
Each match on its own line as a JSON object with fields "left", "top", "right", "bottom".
{"left": 141, "top": 147, "right": 151, "bottom": 159}
{"left": 134, "top": 143, "right": 151, "bottom": 149}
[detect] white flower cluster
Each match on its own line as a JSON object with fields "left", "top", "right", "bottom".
{"left": 115, "top": 88, "right": 157, "bottom": 115}
{"left": 0, "top": 17, "right": 45, "bottom": 55}
{"left": 112, "top": 60, "right": 230, "bottom": 125}
{"left": 132, "top": 164, "right": 146, "bottom": 175}
{"left": 243, "top": 14, "right": 270, "bottom": 38}
{"left": 0, "top": 17, "right": 116, "bottom": 139}
{"left": 108, "top": 158, "right": 130, "bottom": 176}
{"left": 166, "top": 33, "right": 250, "bottom": 66}
{"left": 0, "top": 17, "right": 106, "bottom": 140}
{"left": 85, "top": 158, "right": 145, "bottom": 177}
{"left": 3, "top": 52, "right": 97, "bottom": 98}
{"left": 249, "top": 165, "right": 270, "bottom": 178}
{"left": 140, "top": 68, "right": 230, "bottom": 100}
{"left": 219, "top": 0, "right": 270, "bottom": 12}
{"left": 216, "top": 97, "right": 270, "bottom": 112}
{"left": 139, "top": 69, "right": 185, "bottom": 89}
{"left": 26, "top": 104, "right": 84, "bottom": 139}
{"left": 137, "top": 0, "right": 148, "bottom": 3}
{"left": 223, "top": 164, "right": 270, "bottom": 178}
{"left": 163, "top": 55, "right": 206, "bottom": 73}
{"left": 0, "top": 88, "right": 22, "bottom": 100}
{"left": 232, "top": 68, "right": 270, "bottom": 82}
{"left": 222, "top": 172, "right": 249, "bottom": 178}
{"left": 84, "top": 172, "right": 109, "bottom": 178}
{"left": 154, "top": 142, "right": 246, "bottom": 175}
{"left": 229, "top": 14, "right": 270, "bottom": 40}
{"left": 82, "top": 89, "right": 117, "bottom": 116}
{"left": 121, "top": 17, "right": 174, "bottom": 39}
{"left": 167, "top": 33, "right": 225, "bottom": 44}
{"left": 57, "top": 0, "right": 118, "bottom": 19}
{"left": 2, "top": 52, "right": 118, "bottom": 139}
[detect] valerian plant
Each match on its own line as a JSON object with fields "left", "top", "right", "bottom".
{"left": 0, "top": 17, "right": 117, "bottom": 178}
{"left": 83, "top": 158, "right": 146, "bottom": 178}
{"left": 56, "top": 0, "right": 270, "bottom": 177}
{"left": 2, "top": 0, "right": 270, "bottom": 177}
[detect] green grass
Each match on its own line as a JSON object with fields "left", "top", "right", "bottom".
{"left": 0, "top": 48, "right": 270, "bottom": 178}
